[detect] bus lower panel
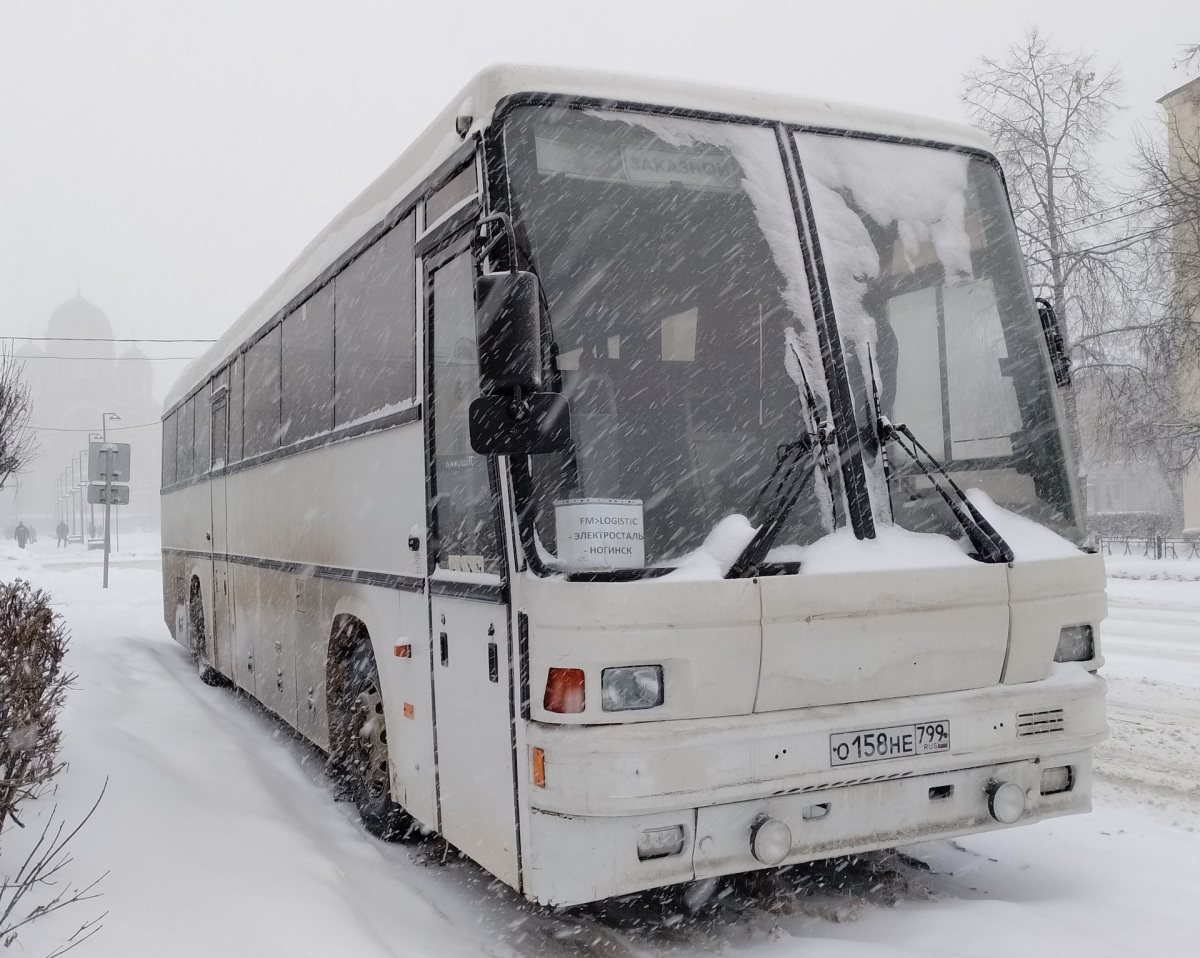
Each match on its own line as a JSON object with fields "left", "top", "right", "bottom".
{"left": 524, "top": 749, "right": 1092, "bottom": 907}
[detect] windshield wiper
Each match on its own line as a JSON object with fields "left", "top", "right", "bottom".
{"left": 876, "top": 416, "right": 1014, "bottom": 564}
{"left": 784, "top": 331, "right": 838, "bottom": 517}
{"left": 727, "top": 433, "right": 817, "bottom": 578}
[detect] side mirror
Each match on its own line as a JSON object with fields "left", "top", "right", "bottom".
{"left": 477, "top": 270, "right": 542, "bottom": 395}
{"left": 468, "top": 393, "right": 572, "bottom": 455}
{"left": 1036, "top": 297, "right": 1072, "bottom": 387}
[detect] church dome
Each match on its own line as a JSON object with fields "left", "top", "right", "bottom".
{"left": 46, "top": 294, "right": 115, "bottom": 358}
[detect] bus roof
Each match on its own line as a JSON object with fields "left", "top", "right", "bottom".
{"left": 166, "top": 64, "right": 994, "bottom": 411}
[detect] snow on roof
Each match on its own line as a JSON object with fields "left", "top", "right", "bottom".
{"left": 165, "top": 64, "right": 995, "bottom": 411}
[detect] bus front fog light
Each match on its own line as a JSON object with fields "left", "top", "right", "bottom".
{"left": 637, "top": 825, "right": 685, "bottom": 861}
{"left": 988, "top": 781, "right": 1026, "bottom": 824}
{"left": 1054, "top": 624, "right": 1094, "bottom": 662}
{"left": 751, "top": 817, "right": 792, "bottom": 865}
{"left": 1040, "top": 765, "right": 1074, "bottom": 795}
{"left": 601, "top": 665, "right": 663, "bottom": 711}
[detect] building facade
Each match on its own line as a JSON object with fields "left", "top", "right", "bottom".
{"left": 3, "top": 294, "right": 161, "bottom": 540}
{"left": 1161, "top": 77, "right": 1200, "bottom": 531}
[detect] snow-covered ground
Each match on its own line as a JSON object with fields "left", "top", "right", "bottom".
{"left": 2, "top": 540, "right": 1198, "bottom": 956}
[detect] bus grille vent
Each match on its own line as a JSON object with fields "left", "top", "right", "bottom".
{"left": 787, "top": 770, "right": 916, "bottom": 794}
{"left": 1017, "top": 708, "right": 1065, "bottom": 736}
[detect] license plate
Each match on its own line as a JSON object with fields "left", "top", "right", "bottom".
{"left": 830, "top": 720, "right": 951, "bottom": 766}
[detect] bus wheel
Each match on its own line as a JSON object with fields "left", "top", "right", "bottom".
{"left": 189, "top": 580, "right": 226, "bottom": 688}
{"left": 342, "top": 643, "right": 411, "bottom": 841}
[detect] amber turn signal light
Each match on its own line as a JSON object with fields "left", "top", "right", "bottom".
{"left": 543, "top": 667, "right": 585, "bottom": 713}
{"left": 532, "top": 747, "right": 546, "bottom": 787}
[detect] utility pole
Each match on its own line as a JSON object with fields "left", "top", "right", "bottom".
{"left": 101, "top": 413, "right": 118, "bottom": 587}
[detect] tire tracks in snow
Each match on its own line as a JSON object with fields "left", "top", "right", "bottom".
{"left": 1095, "top": 675, "right": 1200, "bottom": 802}
{"left": 1095, "top": 582, "right": 1200, "bottom": 807}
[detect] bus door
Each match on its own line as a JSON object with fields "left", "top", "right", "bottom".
{"left": 209, "top": 391, "right": 234, "bottom": 677}
{"left": 425, "top": 234, "right": 519, "bottom": 887}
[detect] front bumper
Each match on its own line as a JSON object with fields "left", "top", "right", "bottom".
{"left": 527, "top": 748, "right": 1093, "bottom": 906}
{"left": 522, "top": 665, "right": 1105, "bottom": 905}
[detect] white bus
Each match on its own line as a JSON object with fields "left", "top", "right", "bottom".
{"left": 161, "top": 65, "right": 1106, "bottom": 907}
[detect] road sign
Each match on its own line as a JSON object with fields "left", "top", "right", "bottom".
{"left": 88, "top": 442, "right": 132, "bottom": 482}
{"left": 88, "top": 484, "right": 129, "bottom": 505}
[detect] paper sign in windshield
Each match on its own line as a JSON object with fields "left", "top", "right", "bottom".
{"left": 555, "top": 498, "right": 645, "bottom": 569}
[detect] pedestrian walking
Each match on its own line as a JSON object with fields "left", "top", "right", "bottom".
{"left": 56, "top": 519, "right": 69, "bottom": 547}
{"left": 15, "top": 522, "right": 28, "bottom": 549}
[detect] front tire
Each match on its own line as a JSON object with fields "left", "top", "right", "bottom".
{"left": 341, "top": 642, "right": 411, "bottom": 841}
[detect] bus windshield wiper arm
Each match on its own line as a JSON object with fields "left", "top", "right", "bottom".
{"left": 877, "top": 416, "right": 1013, "bottom": 564}
{"left": 727, "top": 433, "right": 817, "bottom": 578}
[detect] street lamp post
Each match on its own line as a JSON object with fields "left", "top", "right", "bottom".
{"left": 101, "top": 412, "right": 121, "bottom": 588}
{"left": 76, "top": 450, "right": 86, "bottom": 550}
{"left": 87, "top": 434, "right": 101, "bottom": 543}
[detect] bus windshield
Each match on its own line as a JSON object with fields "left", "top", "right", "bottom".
{"left": 792, "top": 132, "right": 1084, "bottom": 544}
{"left": 503, "top": 105, "right": 834, "bottom": 574}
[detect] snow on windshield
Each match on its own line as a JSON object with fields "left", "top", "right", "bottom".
{"left": 795, "top": 134, "right": 973, "bottom": 354}
{"left": 510, "top": 107, "right": 841, "bottom": 572}
{"left": 581, "top": 111, "right": 840, "bottom": 548}
{"left": 794, "top": 131, "right": 1082, "bottom": 545}
{"left": 594, "top": 111, "right": 827, "bottom": 411}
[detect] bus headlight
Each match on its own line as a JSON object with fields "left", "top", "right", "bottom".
{"left": 601, "top": 665, "right": 664, "bottom": 711}
{"left": 1054, "top": 624, "right": 1094, "bottom": 662}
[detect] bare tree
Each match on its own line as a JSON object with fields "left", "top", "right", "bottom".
{"left": 1178, "top": 43, "right": 1200, "bottom": 74}
{"left": 1097, "top": 88, "right": 1200, "bottom": 484}
{"left": 963, "top": 29, "right": 1126, "bottom": 367}
{"left": 1, "top": 793, "right": 107, "bottom": 957}
{"left": 960, "top": 28, "right": 1161, "bottom": 524}
{"left": 0, "top": 346, "right": 37, "bottom": 491}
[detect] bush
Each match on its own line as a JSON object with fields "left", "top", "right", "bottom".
{"left": 1087, "top": 511, "right": 1176, "bottom": 539}
{"left": 0, "top": 579, "right": 71, "bottom": 832}
{"left": 0, "top": 579, "right": 105, "bottom": 955}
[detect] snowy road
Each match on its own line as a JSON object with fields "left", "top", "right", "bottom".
{"left": 2, "top": 542, "right": 1198, "bottom": 957}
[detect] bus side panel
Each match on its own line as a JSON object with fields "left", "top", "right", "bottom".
{"left": 230, "top": 561, "right": 259, "bottom": 696}
{"left": 294, "top": 575, "right": 328, "bottom": 745}
{"left": 318, "top": 583, "right": 436, "bottom": 828}
{"left": 161, "top": 542, "right": 186, "bottom": 640}
{"left": 161, "top": 482, "right": 201, "bottom": 639}
{"left": 163, "top": 481, "right": 216, "bottom": 649}
{"left": 257, "top": 565, "right": 299, "bottom": 726}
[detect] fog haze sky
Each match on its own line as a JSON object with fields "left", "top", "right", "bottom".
{"left": 1, "top": 0, "right": 1195, "bottom": 406}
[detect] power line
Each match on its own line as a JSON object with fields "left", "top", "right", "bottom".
{"left": 16, "top": 355, "right": 200, "bottom": 361}
{"left": 1024, "top": 218, "right": 1194, "bottom": 270}
{"left": 30, "top": 421, "right": 160, "bottom": 433}
{"left": 8, "top": 336, "right": 217, "bottom": 344}
{"left": 1057, "top": 197, "right": 1172, "bottom": 237}
{"left": 1050, "top": 185, "right": 1172, "bottom": 231}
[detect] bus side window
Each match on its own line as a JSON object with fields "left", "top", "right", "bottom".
{"left": 244, "top": 325, "right": 282, "bottom": 457}
{"left": 194, "top": 381, "right": 211, "bottom": 476}
{"left": 229, "top": 355, "right": 244, "bottom": 463}
{"left": 282, "top": 283, "right": 335, "bottom": 444}
{"left": 178, "top": 395, "right": 195, "bottom": 481}
{"left": 162, "top": 410, "right": 178, "bottom": 486}
{"left": 335, "top": 213, "right": 416, "bottom": 426}
{"left": 430, "top": 250, "right": 499, "bottom": 576}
